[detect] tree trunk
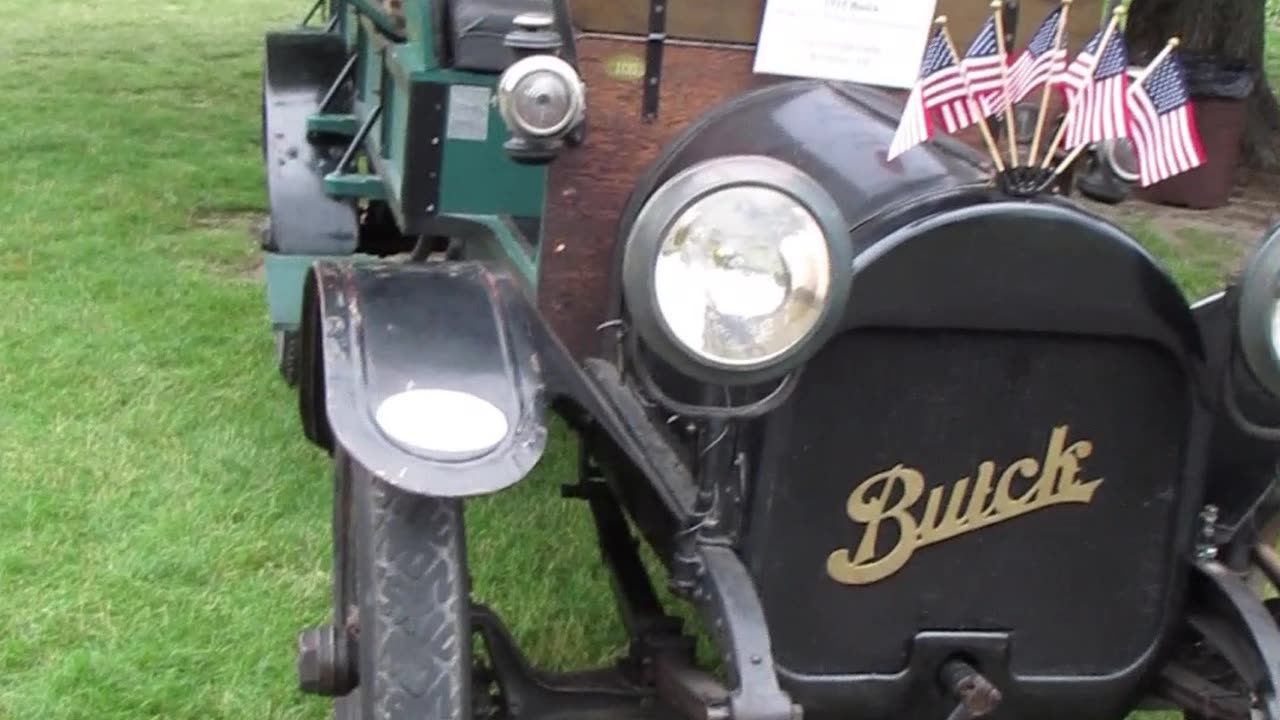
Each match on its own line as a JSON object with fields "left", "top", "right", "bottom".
{"left": 1125, "top": 0, "right": 1280, "bottom": 171}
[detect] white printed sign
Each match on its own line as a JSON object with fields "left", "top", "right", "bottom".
{"left": 753, "top": 0, "right": 939, "bottom": 90}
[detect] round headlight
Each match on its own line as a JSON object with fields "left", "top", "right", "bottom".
{"left": 1101, "top": 138, "right": 1140, "bottom": 183}
{"left": 497, "top": 55, "right": 585, "bottom": 139}
{"left": 623, "top": 156, "right": 853, "bottom": 384}
{"left": 1238, "top": 226, "right": 1280, "bottom": 397}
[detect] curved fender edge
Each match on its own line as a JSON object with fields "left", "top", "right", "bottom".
{"left": 306, "top": 260, "right": 547, "bottom": 497}
{"left": 1182, "top": 559, "right": 1280, "bottom": 719}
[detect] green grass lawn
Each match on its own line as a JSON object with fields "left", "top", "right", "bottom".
{"left": 0, "top": 2, "right": 1276, "bottom": 719}
{"left": 0, "top": 2, "right": 623, "bottom": 718}
{"left": 1268, "top": 1, "right": 1280, "bottom": 86}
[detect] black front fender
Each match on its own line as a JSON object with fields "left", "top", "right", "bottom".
{"left": 300, "top": 261, "right": 548, "bottom": 497}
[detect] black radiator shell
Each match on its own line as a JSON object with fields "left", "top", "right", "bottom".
{"left": 736, "top": 198, "right": 1212, "bottom": 720}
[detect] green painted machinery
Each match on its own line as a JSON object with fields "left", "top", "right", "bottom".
{"left": 261, "top": 0, "right": 578, "bottom": 383}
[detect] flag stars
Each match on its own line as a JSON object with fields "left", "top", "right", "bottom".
{"left": 887, "top": 1, "right": 1203, "bottom": 189}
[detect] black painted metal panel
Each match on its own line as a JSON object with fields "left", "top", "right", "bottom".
{"left": 397, "top": 80, "right": 447, "bottom": 234}
{"left": 744, "top": 329, "right": 1193, "bottom": 718}
{"left": 311, "top": 261, "right": 547, "bottom": 496}
{"left": 263, "top": 30, "right": 359, "bottom": 255}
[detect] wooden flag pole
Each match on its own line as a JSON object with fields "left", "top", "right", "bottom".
{"left": 1027, "top": 0, "right": 1073, "bottom": 166}
{"left": 1038, "top": 4, "right": 1127, "bottom": 169}
{"left": 1051, "top": 36, "right": 1180, "bottom": 177}
{"left": 937, "top": 17, "right": 1007, "bottom": 173}
{"left": 991, "top": 0, "right": 1021, "bottom": 167}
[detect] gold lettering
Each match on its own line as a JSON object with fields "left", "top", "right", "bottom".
{"left": 991, "top": 457, "right": 1040, "bottom": 515}
{"left": 964, "top": 461, "right": 997, "bottom": 521}
{"left": 1039, "top": 426, "right": 1103, "bottom": 502}
{"left": 828, "top": 426, "right": 1104, "bottom": 585}
{"left": 826, "top": 465, "right": 923, "bottom": 585}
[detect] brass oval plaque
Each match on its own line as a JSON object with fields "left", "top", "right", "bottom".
{"left": 604, "top": 53, "right": 645, "bottom": 82}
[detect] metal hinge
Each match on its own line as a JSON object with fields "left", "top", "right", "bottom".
{"left": 642, "top": 0, "right": 668, "bottom": 122}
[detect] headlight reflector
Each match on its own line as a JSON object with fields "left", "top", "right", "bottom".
{"left": 652, "top": 186, "right": 832, "bottom": 367}
{"left": 623, "top": 155, "right": 853, "bottom": 384}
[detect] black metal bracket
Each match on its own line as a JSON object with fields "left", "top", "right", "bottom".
{"left": 302, "top": 0, "right": 326, "bottom": 26}
{"left": 626, "top": 333, "right": 802, "bottom": 420}
{"left": 1173, "top": 560, "right": 1280, "bottom": 720}
{"left": 471, "top": 605, "right": 654, "bottom": 720}
{"left": 642, "top": 0, "right": 668, "bottom": 122}
{"left": 692, "top": 546, "right": 798, "bottom": 720}
{"left": 317, "top": 54, "right": 358, "bottom": 116}
{"left": 1000, "top": 0, "right": 1019, "bottom": 51}
{"left": 563, "top": 458, "right": 690, "bottom": 656}
{"left": 335, "top": 103, "right": 382, "bottom": 173}
{"left": 346, "top": 0, "right": 406, "bottom": 43}
{"left": 561, "top": 467, "right": 782, "bottom": 720}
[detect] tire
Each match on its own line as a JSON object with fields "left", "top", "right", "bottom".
{"left": 338, "top": 450, "right": 472, "bottom": 720}
{"left": 334, "top": 450, "right": 361, "bottom": 720}
{"left": 275, "top": 329, "right": 300, "bottom": 387}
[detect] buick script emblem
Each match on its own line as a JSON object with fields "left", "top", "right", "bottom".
{"left": 827, "top": 425, "right": 1104, "bottom": 585}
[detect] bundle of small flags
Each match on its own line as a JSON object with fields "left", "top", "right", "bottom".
{"left": 887, "top": 1, "right": 1207, "bottom": 190}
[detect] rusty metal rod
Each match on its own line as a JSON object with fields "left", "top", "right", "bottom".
{"left": 1252, "top": 542, "right": 1280, "bottom": 589}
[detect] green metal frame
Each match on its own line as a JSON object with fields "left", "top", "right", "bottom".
{"left": 302, "top": 0, "right": 550, "bottom": 291}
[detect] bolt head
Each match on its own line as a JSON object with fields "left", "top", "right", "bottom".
{"left": 297, "top": 628, "right": 326, "bottom": 693}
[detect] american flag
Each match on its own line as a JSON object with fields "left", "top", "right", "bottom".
{"left": 1057, "top": 30, "right": 1103, "bottom": 101}
{"left": 888, "top": 85, "right": 931, "bottom": 161}
{"left": 1062, "top": 33, "right": 1130, "bottom": 148}
{"left": 958, "top": 16, "right": 1010, "bottom": 120}
{"left": 889, "top": 28, "right": 966, "bottom": 160}
{"left": 1126, "top": 52, "right": 1206, "bottom": 186}
{"left": 1007, "top": 7, "right": 1067, "bottom": 103}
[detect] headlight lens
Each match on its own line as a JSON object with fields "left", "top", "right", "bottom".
{"left": 497, "top": 55, "right": 584, "bottom": 139}
{"left": 652, "top": 187, "right": 832, "bottom": 366}
{"left": 622, "top": 155, "right": 853, "bottom": 384}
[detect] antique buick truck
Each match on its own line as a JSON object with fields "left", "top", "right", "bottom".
{"left": 259, "top": 1, "right": 1280, "bottom": 720}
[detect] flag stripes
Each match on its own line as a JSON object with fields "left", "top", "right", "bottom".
{"left": 1007, "top": 7, "right": 1067, "bottom": 102}
{"left": 960, "top": 17, "right": 1008, "bottom": 119}
{"left": 1061, "top": 31, "right": 1130, "bottom": 148}
{"left": 1126, "top": 52, "right": 1207, "bottom": 186}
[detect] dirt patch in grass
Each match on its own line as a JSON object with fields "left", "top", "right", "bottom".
{"left": 188, "top": 209, "right": 267, "bottom": 280}
{"left": 1079, "top": 169, "right": 1280, "bottom": 276}
{"left": 217, "top": 254, "right": 264, "bottom": 281}
{"left": 190, "top": 208, "right": 267, "bottom": 235}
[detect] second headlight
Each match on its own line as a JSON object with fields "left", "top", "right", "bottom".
{"left": 1238, "top": 224, "right": 1280, "bottom": 397}
{"left": 622, "top": 155, "right": 853, "bottom": 385}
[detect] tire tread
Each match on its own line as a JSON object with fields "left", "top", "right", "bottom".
{"left": 361, "top": 473, "right": 469, "bottom": 720}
